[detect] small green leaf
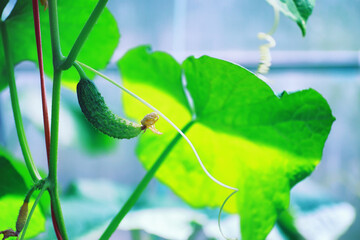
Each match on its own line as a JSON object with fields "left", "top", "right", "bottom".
{"left": 266, "top": 0, "right": 315, "bottom": 36}
{"left": 0, "top": 0, "right": 119, "bottom": 91}
{"left": 118, "top": 46, "right": 334, "bottom": 240}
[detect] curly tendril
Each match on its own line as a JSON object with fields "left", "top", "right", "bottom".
{"left": 257, "top": 6, "right": 279, "bottom": 75}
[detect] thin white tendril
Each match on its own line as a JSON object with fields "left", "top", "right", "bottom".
{"left": 267, "top": 6, "right": 280, "bottom": 36}
{"left": 257, "top": 6, "right": 279, "bottom": 75}
{"left": 76, "top": 61, "right": 238, "bottom": 192}
{"left": 257, "top": 33, "right": 276, "bottom": 74}
{"left": 218, "top": 190, "right": 238, "bottom": 240}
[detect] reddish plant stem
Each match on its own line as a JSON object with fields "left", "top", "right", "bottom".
{"left": 32, "top": 0, "right": 50, "bottom": 162}
{"left": 51, "top": 205, "right": 63, "bottom": 239}
{"left": 31, "top": 1, "right": 62, "bottom": 239}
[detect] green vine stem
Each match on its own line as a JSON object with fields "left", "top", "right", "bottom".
{"left": 48, "top": 70, "right": 61, "bottom": 181}
{"left": 48, "top": 69, "right": 68, "bottom": 240}
{"left": 48, "top": 0, "right": 63, "bottom": 67}
{"left": 99, "top": 121, "right": 195, "bottom": 240}
{"left": 73, "top": 62, "right": 87, "bottom": 79}
{"left": 61, "top": 0, "right": 108, "bottom": 70}
{"left": 47, "top": 0, "right": 67, "bottom": 238}
{"left": 24, "top": 188, "right": 36, "bottom": 204}
{"left": 0, "top": 21, "right": 41, "bottom": 182}
{"left": 48, "top": 185, "right": 68, "bottom": 239}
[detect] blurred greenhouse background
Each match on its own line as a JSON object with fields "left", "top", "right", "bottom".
{"left": 0, "top": 0, "right": 359, "bottom": 239}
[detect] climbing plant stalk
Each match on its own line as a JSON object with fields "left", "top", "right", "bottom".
{"left": 48, "top": 68, "right": 68, "bottom": 239}
{"left": 48, "top": 0, "right": 63, "bottom": 66}
{"left": 61, "top": 0, "right": 109, "bottom": 69}
{"left": 0, "top": 21, "right": 41, "bottom": 182}
{"left": 46, "top": 65, "right": 68, "bottom": 240}
{"left": 48, "top": 70, "right": 61, "bottom": 181}
{"left": 47, "top": 0, "right": 67, "bottom": 238}
{"left": 48, "top": 184, "right": 68, "bottom": 240}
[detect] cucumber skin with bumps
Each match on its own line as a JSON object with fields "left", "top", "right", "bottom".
{"left": 76, "top": 78, "right": 142, "bottom": 139}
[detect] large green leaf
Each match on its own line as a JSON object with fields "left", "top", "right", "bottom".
{"left": 0, "top": 147, "right": 46, "bottom": 238}
{"left": 266, "top": 0, "right": 315, "bottom": 36}
{"left": 118, "top": 46, "right": 334, "bottom": 240}
{"left": 0, "top": 151, "right": 28, "bottom": 198}
{"left": 0, "top": 0, "right": 119, "bottom": 91}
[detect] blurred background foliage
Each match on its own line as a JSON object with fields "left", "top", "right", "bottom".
{"left": 0, "top": 0, "right": 359, "bottom": 239}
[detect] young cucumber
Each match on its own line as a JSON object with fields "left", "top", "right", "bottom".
{"left": 76, "top": 78, "right": 143, "bottom": 139}
{"left": 16, "top": 201, "right": 28, "bottom": 234}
